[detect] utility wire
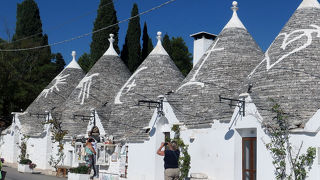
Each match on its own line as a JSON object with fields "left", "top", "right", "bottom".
{"left": 0, "top": 0, "right": 178, "bottom": 52}
{"left": 0, "top": 0, "right": 119, "bottom": 46}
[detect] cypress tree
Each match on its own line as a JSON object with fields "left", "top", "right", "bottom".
{"left": 90, "top": 0, "right": 119, "bottom": 70}
{"left": 141, "top": 22, "right": 153, "bottom": 60}
{"left": 78, "top": 53, "right": 92, "bottom": 73}
{"left": 121, "top": 3, "right": 141, "bottom": 72}
{"left": 12, "top": 0, "right": 55, "bottom": 112}
{"left": 54, "top": 53, "right": 66, "bottom": 73}
{"left": 148, "top": 37, "right": 153, "bottom": 55}
{"left": 120, "top": 37, "right": 129, "bottom": 66}
{"left": 13, "top": 0, "right": 43, "bottom": 41}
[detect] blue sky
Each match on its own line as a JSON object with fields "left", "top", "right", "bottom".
{"left": 0, "top": 0, "right": 300, "bottom": 64}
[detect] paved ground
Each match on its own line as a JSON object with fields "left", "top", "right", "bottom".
{"left": 2, "top": 166, "right": 67, "bottom": 180}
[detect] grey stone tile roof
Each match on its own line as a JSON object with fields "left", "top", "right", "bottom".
{"left": 168, "top": 26, "right": 264, "bottom": 128}
{"left": 100, "top": 53, "right": 184, "bottom": 142}
{"left": 20, "top": 65, "right": 85, "bottom": 135}
{"left": 59, "top": 55, "right": 131, "bottom": 136}
{"left": 249, "top": 6, "right": 320, "bottom": 128}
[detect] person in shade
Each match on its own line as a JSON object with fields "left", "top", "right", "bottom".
{"left": 85, "top": 138, "right": 96, "bottom": 179}
{"left": 0, "top": 158, "right": 2, "bottom": 180}
{"left": 157, "top": 141, "right": 180, "bottom": 180}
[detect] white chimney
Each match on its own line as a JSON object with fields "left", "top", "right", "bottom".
{"left": 190, "top": 32, "right": 217, "bottom": 67}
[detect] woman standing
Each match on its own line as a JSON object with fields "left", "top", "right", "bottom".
{"left": 85, "top": 138, "right": 96, "bottom": 178}
{"left": 0, "top": 158, "right": 2, "bottom": 180}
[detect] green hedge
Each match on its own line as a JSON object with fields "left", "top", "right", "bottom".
{"left": 19, "top": 159, "right": 32, "bottom": 165}
{"left": 69, "top": 166, "right": 90, "bottom": 174}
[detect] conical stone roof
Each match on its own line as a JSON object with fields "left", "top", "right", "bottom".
{"left": 60, "top": 34, "right": 131, "bottom": 136}
{"left": 20, "top": 51, "right": 85, "bottom": 135}
{"left": 101, "top": 32, "right": 184, "bottom": 142}
{"left": 249, "top": 0, "right": 320, "bottom": 128}
{"left": 169, "top": 1, "right": 264, "bottom": 128}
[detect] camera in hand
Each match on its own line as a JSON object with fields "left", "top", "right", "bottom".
{"left": 164, "top": 142, "right": 168, "bottom": 146}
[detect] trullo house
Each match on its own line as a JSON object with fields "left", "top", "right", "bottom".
{"left": 93, "top": 31, "right": 184, "bottom": 179}
{"left": 0, "top": 52, "right": 85, "bottom": 170}
{"left": 55, "top": 34, "right": 131, "bottom": 167}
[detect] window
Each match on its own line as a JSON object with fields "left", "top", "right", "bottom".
{"left": 242, "top": 137, "right": 256, "bottom": 180}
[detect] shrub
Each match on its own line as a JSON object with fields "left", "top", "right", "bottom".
{"left": 19, "top": 159, "right": 32, "bottom": 165}
{"left": 69, "top": 166, "right": 90, "bottom": 174}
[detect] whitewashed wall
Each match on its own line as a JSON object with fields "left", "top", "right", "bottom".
{"left": 126, "top": 116, "right": 166, "bottom": 180}
{"left": 0, "top": 126, "right": 20, "bottom": 164}
{"left": 0, "top": 113, "right": 24, "bottom": 164}
{"left": 2, "top": 96, "right": 320, "bottom": 179}
{"left": 26, "top": 123, "right": 52, "bottom": 170}
{"left": 125, "top": 95, "right": 320, "bottom": 180}
{"left": 123, "top": 99, "right": 179, "bottom": 180}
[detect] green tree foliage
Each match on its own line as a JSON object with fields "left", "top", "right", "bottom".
{"left": 90, "top": 0, "right": 119, "bottom": 70}
{"left": 121, "top": 3, "right": 141, "bottom": 72}
{"left": 120, "top": 37, "right": 129, "bottom": 66}
{"left": 141, "top": 22, "right": 153, "bottom": 60}
{"left": 0, "top": 43, "right": 20, "bottom": 126}
{"left": 148, "top": 38, "right": 153, "bottom": 55}
{"left": 78, "top": 53, "right": 92, "bottom": 73}
{"left": 12, "top": 0, "right": 57, "bottom": 112}
{"left": 163, "top": 34, "right": 192, "bottom": 76}
{"left": 0, "top": 0, "right": 60, "bottom": 128}
{"left": 54, "top": 53, "right": 66, "bottom": 74}
{"left": 162, "top": 33, "right": 172, "bottom": 55}
{"left": 13, "top": 0, "right": 43, "bottom": 41}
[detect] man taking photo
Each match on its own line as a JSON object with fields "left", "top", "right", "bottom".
{"left": 157, "top": 141, "right": 180, "bottom": 180}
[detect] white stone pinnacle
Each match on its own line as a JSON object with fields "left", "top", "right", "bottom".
{"left": 297, "top": 0, "right": 320, "bottom": 9}
{"left": 65, "top": 50, "right": 82, "bottom": 69}
{"left": 222, "top": 1, "right": 246, "bottom": 30}
{"left": 232, "top": 1, "right": 238, "bottom": 12}
{"left": 157, "top": 31, "right": 162, "bottom": 41}
{"left": 72, "top": 51, "right": 76, "bottom": 60}
{"left": 104, "top": 34, "right": 119, "bottom": 56}
{"left": 149, "top": 31, "right": 169, "bottom": 56}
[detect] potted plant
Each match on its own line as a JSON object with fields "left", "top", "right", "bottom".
{"left": 68, "top": 166, "right": 90, "bottom": 180}
{"left": 29, "top": 163, "right": 37, "bottom": 170}
{"left": 18, "top": 159, "right": 35, "bottom": 173}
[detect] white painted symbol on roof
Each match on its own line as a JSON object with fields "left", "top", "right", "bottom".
{"left": 125, "top": 80, "right": 136, "bottom": 93}
{"left": 76, "top": 73, "right": 99, "bottom": 105}
{"left": 115, "top": 67, "right": 148, "bottom": 104}
{"left": 249, "top": 24, "right": 320, "bottom": 78}
{"left": 177, "top": 38, "right": 224, "bottom": 92}
{"left": 36, "top": 73, "right": 70, "bottom": 101}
